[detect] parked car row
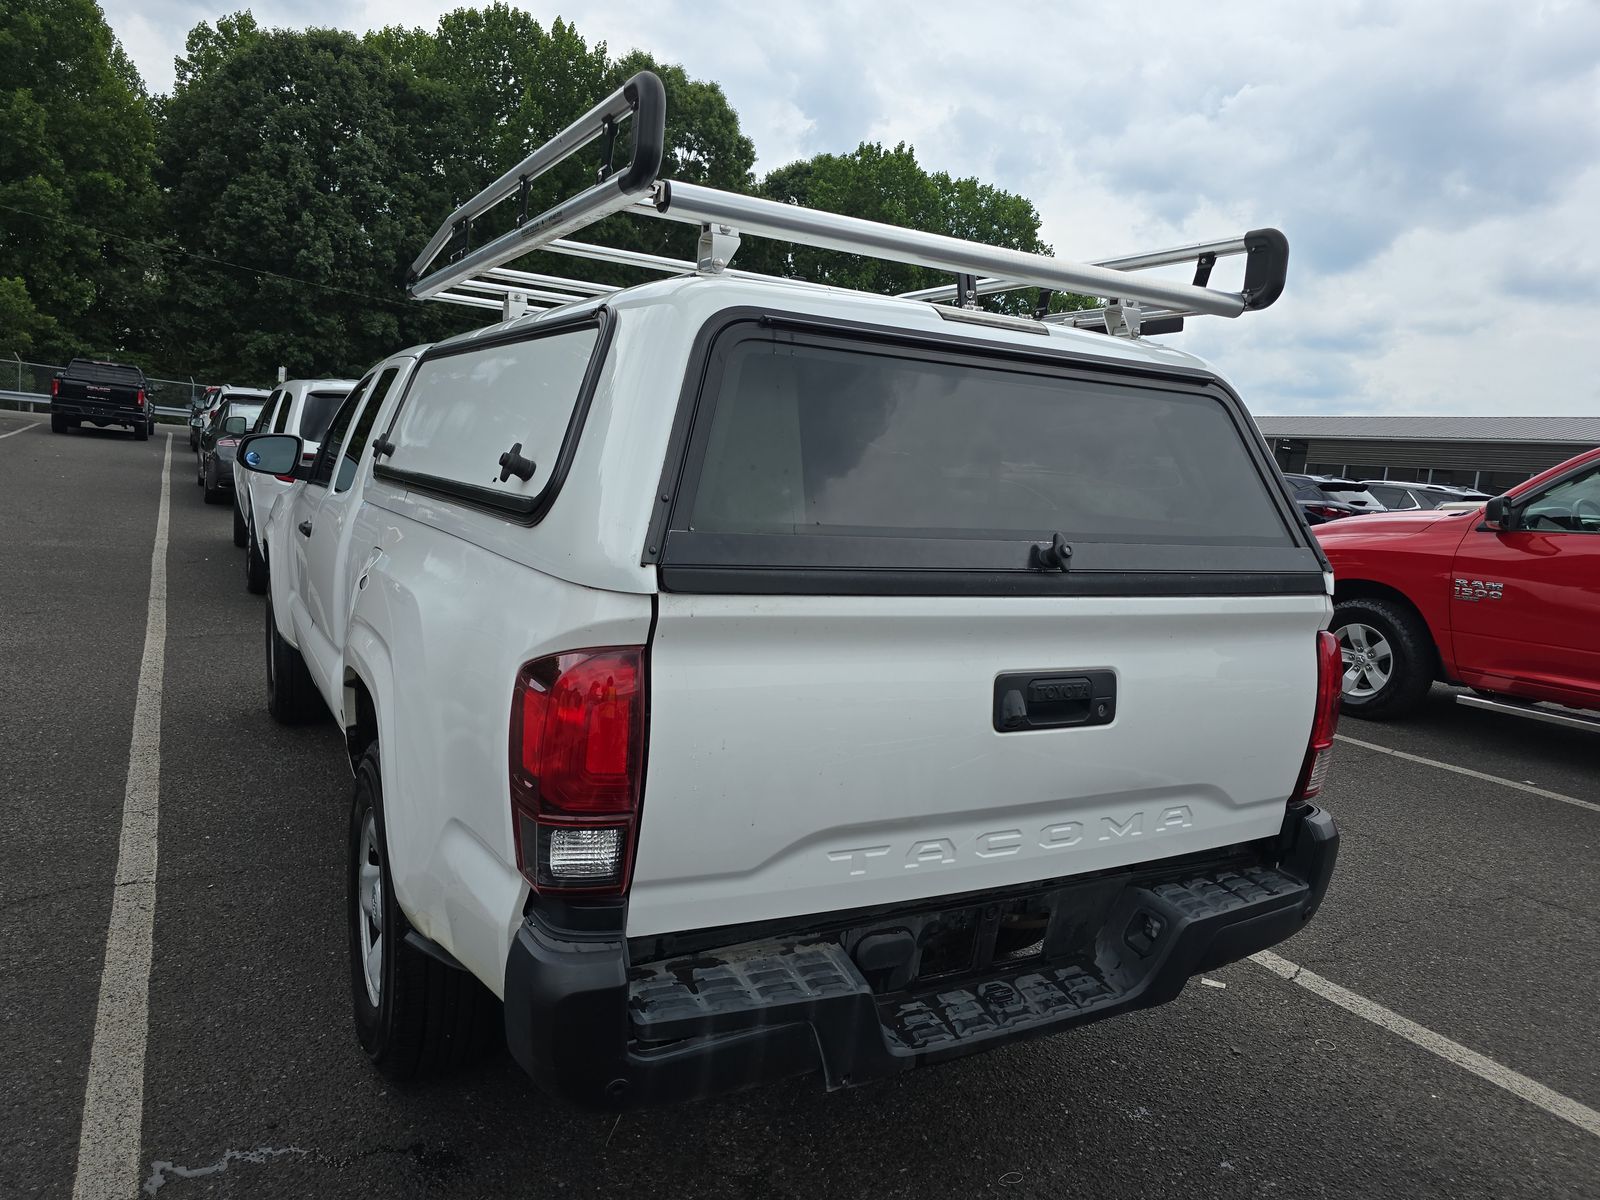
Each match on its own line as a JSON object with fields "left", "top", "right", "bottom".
{"left": 1281, "top": 472, "right": 1492, "bottom": 525}
{"left": 193, "top": 389, "right": 269, "bottom": 503}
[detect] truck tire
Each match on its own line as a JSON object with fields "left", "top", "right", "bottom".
{"left": 244, "top": 520, "right": 268, "bottom": 595}
{"left": 203, "top": 459, "right": 224, "bottom": 504}
{"left": 348, "top": 746, "right": 497, "bottom": 1080}
{"left": 50, "top": 414, "right": 67, "bottom": 434}
{"left": 1331, "top": 597, "right": 1436, "bottom": 720}
{"left": 264, "top": 591, "right": 322, "bottom": 723}
{"left": 233, "top": 501, "right": 248, "bottom": 548}
{"left": 134, "top": 421, "right": 149, "bottom": 442}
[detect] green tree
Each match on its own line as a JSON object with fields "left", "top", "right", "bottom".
{"left": 371, "top": 5, "right": 610, "bottom": 206}
{"left": 156, "top": 23, "right": 476, "bottom": 381}
{"left": 172, "top": 10, "right": 260, "bottom": 90}
{"left": 0, "top": 0, "right": 160, "bottom": 361}
{"left": 744, "top": 142, "right": 1084, "bottom": 314}
{"left": 370, "top": 11, "right": 756, "bottom": 289}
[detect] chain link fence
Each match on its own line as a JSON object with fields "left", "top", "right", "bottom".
{"left": 0, "top": 356, "right": 233, "bottom": 421}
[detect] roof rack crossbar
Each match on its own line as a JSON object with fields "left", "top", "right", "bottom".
{"left": 542, "top": 237, "right": 821, "bottom": 289}
{"left": 433, "top": 290, "right": 515, "bottom": 312}
{"left": 410, "top": 70, "right": 1289, "bottom": 328}
{"left": 452, "top": 279, "right": 605, "bottom": 307}
{"left": 482, "top": 266, "right": 616, "bottom": 296}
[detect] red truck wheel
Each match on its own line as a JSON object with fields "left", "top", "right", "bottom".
{"left": 1331, "top": 598, "right": 1436, "bottom": 720}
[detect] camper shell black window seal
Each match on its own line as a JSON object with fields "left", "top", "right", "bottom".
{"left": 372, "top": 307, "right": 614, "bottom": 527}
{"left": 644, "top": 308, "right": 1327, "bottom": 596}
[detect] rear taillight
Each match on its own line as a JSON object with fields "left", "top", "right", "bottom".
{"left": 51, "top": 378, "right": 60, "bottom": 397}
{"left": 509, "top": 647, "right": 646, "bottom": 894}
{"left": 1310, "top": 505, "right": 1345, "bottom": 519}
{"left": 1291, "top": 630, "right": 1342, "bottom": 803}
{"left": 135, "top": 389, "right": 146, "bottom": 408}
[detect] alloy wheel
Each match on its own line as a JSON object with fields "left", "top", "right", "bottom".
{"left": 1338, "top": 622, "right": 1393, "bottom": 699}
{"left": 356, "top": 811, "right": 384, "bottom": 1007}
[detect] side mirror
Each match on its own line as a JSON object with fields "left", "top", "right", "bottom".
{"left": 237, "top": 433, "right": 304, "bottom": 477}
{"left": 1482, "top": 495, "right": 1516, "bottom": 531}
{"left": 222, "top": 415, "right": 249, "bottom": 435}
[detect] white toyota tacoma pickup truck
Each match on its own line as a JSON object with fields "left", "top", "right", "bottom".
{"left": 237, "top": 71, "right": 1340, "bottom": 1110}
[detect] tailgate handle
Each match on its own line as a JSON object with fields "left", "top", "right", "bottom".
{"left": 993, "top": 670, "right": 1116, "bottom": 732}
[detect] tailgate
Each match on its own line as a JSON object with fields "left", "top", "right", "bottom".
{"left": 630, "top": 592, "right": 1327, "bottom": 937}
{"left": 626, "top": 313, "right": 1330, "bottom": 939}
{"left": 57, "top": 382, "right": 132, "bottom": 410}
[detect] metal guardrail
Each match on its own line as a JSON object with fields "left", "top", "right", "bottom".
{"left": 4, "top": 357, "right": 233, "bottom": 420}
{"left": 0, "top": 389, "right": 190, "bottom": 419}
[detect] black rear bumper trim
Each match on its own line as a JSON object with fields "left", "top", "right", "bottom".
{"left": 504, "top": 804, "right": 1337, "bottom": 1109}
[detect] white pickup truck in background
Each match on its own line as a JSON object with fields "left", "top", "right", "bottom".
{"left": 233, "top": 376, "right": 358, "bottom": 592}
{"left": 235, "top": 71, "right": 1340, "bottom": 1110}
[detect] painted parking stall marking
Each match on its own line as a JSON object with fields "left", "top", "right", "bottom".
{"left": 1335, "top": 733, "right": 1600, "bottom": 815}
{"left": 0, "top": 421, "right": 40, "bottom": 439}
{"left": 1252, "top": 950, "right": 1600, "bottom": 1139}
{"left": 71, "top": 435, "right": 172, "bottom": 1200}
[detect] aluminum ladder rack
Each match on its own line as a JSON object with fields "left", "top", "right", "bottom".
{"left": 409, "top": 70, "right": 1289, "bottom": 334}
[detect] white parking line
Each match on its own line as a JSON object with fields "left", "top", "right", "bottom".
{"left": 72, "top": 434, "right": 171, "bottom": 1200}
{"left": 1251, "top": 950, "right": 1600, "bottom": 1138}
{"left": 0, "top": 421, "right": 39, "bottom": 439}
{"left": 1335, "top": 733, "right": 1600, "bottom": 815}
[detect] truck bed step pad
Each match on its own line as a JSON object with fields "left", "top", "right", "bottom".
{"left": 626, "top": 864, "right": 1309, "bottom": 1053}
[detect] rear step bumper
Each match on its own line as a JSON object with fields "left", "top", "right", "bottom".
{"left": 504, "top": 804, "right": 1337, "bottom": 1110}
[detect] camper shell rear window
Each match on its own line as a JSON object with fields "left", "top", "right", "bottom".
{"left": 653, "top": 316, "right": 1323, "bottom": 595}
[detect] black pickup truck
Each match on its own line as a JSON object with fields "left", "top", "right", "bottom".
{"left": 50, "top": 359, "right": 154, "bottom": 440}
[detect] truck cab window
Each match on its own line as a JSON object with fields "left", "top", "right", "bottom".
{"left": 308, "top": 377, "right": 372, "bottom": 488}
{"left": 334, "top": 368, "right": 399, "bottom": 493}
{"left": 1522, "top": 465, "right": 1600, "bottom": 532}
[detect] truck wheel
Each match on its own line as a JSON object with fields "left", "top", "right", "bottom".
{"left": 50, "top": 414, "right": 67, "bottom": 434}
{"left": 203, "top": 459, "right": 224, "bottom": 505}
{"left": 348, "top": 746, "right": 497, "bottom": 1080}
{"left": 264, "top": 591, "right": 322, "bottom": 723}
{"left": 1331, "top": 598, "right": 1436, "bottom": 720}
{"left": 244, "top": 520, "right": 268, "bottom": 595}
{"left": 233, "top": 502, "right": 248, "bottom": 548}
{"left": 134, "top": 421, "right": 149, "bottom": 442}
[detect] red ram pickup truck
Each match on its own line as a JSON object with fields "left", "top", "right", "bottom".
{"left": 1316, "top": 445, "right": 1600, "bottom": 727}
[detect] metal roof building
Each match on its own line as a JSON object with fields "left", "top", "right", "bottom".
{"left": 1254, "top": 415, "right": 1600, "bottom": 492}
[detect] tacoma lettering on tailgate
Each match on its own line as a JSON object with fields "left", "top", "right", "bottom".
{"left": 826, "top": 806, "right": 1195, "bottom": 877}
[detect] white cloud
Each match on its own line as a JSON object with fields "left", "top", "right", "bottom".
{"left": 104, "top": 0, "right": 1600, "bottom": 415}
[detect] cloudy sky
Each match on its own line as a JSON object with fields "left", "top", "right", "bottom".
{"left": 105, "top": 1, "right": 1600, "bottom": 416}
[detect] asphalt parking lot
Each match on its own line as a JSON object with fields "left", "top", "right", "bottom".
{"left": 2, "top": 410, "right": 1597, "bottom": 1199}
